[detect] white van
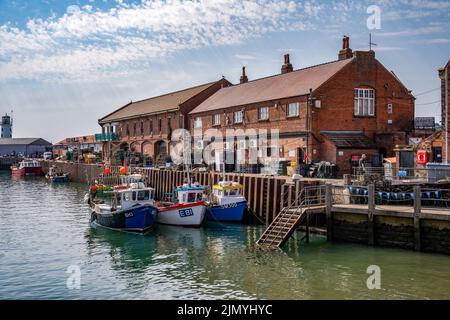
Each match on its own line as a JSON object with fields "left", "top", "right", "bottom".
{"left": 43, "top": 152, "right": 53, "bottom": 160}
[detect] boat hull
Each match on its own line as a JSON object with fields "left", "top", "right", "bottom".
{"left": 157, "top": 201, "right": 206, "bottom": 227}
{"left": 46, "top": 174, "right": 70, "bottom": 183}
{"left": 11, "top": 167, "right": 41, "bottom": 176}
{"left": 206, "top": 201, "right": 247, "bottom": 223}
{"left": 92, "top": 205, "right": 158, "bottom": 233}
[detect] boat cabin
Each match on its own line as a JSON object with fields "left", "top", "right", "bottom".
{"left": 19, "top": 160, "right": 41, "bottom": 169}
{"left": 211, "top": 181, "right": 246, "bottom": 205}
{"left": 95, "top": 185, "right": 155, "bottom": 214}
{"left": 174, "top": 184, "right": 205, "bottom": 204}
{"left": 116, "top": 187, "right": 155, "bottom": 210}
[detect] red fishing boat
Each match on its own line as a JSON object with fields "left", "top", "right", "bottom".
{"left": 11, "top": 159, "right": 42, "bottom": 176}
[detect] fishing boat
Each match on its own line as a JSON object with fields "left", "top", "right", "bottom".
{"left": 10, "top": 159, "right": 41, "bottom": 176}
{"left": 156, "top": 183, "right": 206, "bottom": 227}
{"left": 89, "top": 182, "right": 158, "bottom": 233}
{"left": 206, "top": 181, "right": 248, "bottom": 223}
{"left": 45, "top": 165, "right": 70, "bottom": 183}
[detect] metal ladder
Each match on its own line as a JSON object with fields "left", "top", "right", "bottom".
{"left": 256, "top": 186, "right": 326, "bottom": 249}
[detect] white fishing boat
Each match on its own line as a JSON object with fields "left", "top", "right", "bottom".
{"left": 156, "top": 183, "right": 206, "bottom": 227}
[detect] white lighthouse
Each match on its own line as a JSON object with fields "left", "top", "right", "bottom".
{"left": 1, "top": 113, "right": 12, "bottom": 138}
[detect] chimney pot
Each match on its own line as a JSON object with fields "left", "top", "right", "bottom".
{"left": 240, "top": 66, "right": 248, "bottom": 84}
{"left": 281, "top": 53, "right": 293, "bottom": 74}
{"left": 338, "top": 36, "right": 353, "bottom": 60}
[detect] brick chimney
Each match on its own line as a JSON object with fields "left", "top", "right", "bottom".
{"left": 338, "top": 36, "right": 353, "bottom": 60}
{"left": 240, "top": 66, "right": 248, "bottom": 84}
{"left": 281, "top": 54, "right": 293, "bottom": 74}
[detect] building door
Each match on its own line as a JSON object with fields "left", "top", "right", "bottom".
{"left": 297, "top": 147, "right": 304, "bottom": 164}
{"left": 432, "top": 147, "right": 442, "bottom": 163}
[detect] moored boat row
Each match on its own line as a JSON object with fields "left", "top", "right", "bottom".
{"left": 85, "top": 173, "right": 248, "bottom": 233}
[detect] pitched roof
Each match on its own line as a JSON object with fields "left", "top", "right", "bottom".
{"left": 321, "top": 131, "right": 376, "bottom": 149}
{"left": 0, "top": 138, "right": 52, "bottom": 146}
{"left": 55, "top": 135, "right": 97, "bottom": 146}
{"left": 190, "top": 58, "right": 354, "bottom": 114}
{"left": 99, "top": 80, "right": 222, "bottom": 124}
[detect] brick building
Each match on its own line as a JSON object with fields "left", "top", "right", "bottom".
{"left": 189, "top": 37, "right": 415, "bottom": 175}
{"left": 53, "top": 135, "right": 102, "bottom": 158}
{"left": 436, "top": 60, "right": 450, "bottom": 163}
{"left": 98, "top": 79, "right": 230, "bottom": 165}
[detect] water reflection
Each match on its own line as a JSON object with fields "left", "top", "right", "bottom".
{"left": 2, "top": 174, "right": 450, "bottom": 300}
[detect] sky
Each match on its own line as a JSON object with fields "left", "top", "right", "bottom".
{"left": 0, "top": 0, "right": 449, "bottom": 143}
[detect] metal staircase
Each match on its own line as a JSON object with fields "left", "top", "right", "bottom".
{"left": 256, "top": 186, "right": 326, "bottom": 249}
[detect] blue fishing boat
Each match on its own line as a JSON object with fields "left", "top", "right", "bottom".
{"left": 206, "top": 181, "right": 247, "bottom": 223}
{"left": 89, "top": 182, "right": 158, "bottom": 233}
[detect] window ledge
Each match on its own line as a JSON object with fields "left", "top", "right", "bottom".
{"left": 258, "top": 118, "right": 270, "bottom": 122}
{"left": 286, "top": 115, "right": 299, "bottom": 119}
{"left": 354, "top": 115, "right": 376, "bottom": 118}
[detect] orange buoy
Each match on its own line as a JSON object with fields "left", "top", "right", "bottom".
{"left": 119, "top": 166, "right": 127, "bottom": 175}
{"left": 104, "top": 167, "right": 111, "bottom": 175}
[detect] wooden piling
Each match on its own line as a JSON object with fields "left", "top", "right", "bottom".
{"left": 414, "top": 185, "right": 422, "bottom": 251}
{"left": 368, "top": 184, "right": 375, "bottom": 246}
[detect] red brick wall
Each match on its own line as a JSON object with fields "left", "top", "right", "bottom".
{"left": 312, "top": 51, "right": 414, "bottom": 157}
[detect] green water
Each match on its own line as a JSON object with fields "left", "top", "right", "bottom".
{"left": 1, "top": 171, "right": 450, "bottom": 300}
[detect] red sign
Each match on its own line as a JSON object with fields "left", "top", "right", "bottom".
{"left": 417, "top": 150, "right": 428, "bottom": 165}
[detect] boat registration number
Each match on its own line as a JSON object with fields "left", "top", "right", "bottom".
{"left": 125, "top": 212, "right": 134, "bottom": 218}
{"left": 179, "top": 208, "right": 194, "bottom": 218}
{"left": 221, "top": 203, "right": 238, "bottom": 209}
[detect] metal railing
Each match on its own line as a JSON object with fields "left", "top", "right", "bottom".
{"left": 353, "top": 166, "right": 450, "bottom": 184}
{"left": 332, "top": 184, "right": 450, "bottom": 210}
{"left": 95, "top": 133, "right": 118, "bottom": 141}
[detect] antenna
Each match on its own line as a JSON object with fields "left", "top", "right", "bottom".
{"left": 369, "top": 33, "right": 377, "bottom": 51}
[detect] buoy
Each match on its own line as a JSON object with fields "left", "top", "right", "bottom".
{"left": 104, "top": 167, "right": 111, "bottom": 175}
{"left": 119, "top": 167, "right": 127, "bottom": 175}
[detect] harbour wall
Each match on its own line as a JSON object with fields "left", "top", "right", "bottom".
{"left": 329, "top": 210, "right": 450, "bottom": 255}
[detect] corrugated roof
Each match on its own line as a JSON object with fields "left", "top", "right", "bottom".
{"left": 321, "top": 131, "right": 376, "bottom": 149}
{"left": 99, "top": 81, "right": 220, "bottom": 123}
{"left": 190, "top": 58, "right": 354, "bottom": 114}
{"left": 0, "top": 138, "right": 52, "bottom": 145}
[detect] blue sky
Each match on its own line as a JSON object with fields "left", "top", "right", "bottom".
{"left": 0, "top": 0, "right": 449, "bottom": 142}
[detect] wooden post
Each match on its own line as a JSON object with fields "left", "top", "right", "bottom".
{"left": 273, "top": 179, "right": 279, "bottom": 221}
{"left": 368, "top": 184, "right": 375, "bottom": 246}
{"left": 325, "top": 183, "right": 333, "bottom": 242}
{"left": 266, "top": 177, "right": 271, "bottom": 225}
{"left": 305, "top": 211, "right": 310, "bottom": 243}
{"left": 414, "top": 185, "right": 422, "bottom": 251}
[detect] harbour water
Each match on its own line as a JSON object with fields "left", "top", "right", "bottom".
{"left": 1, "top": 171, "right": 450, "bottom": 300}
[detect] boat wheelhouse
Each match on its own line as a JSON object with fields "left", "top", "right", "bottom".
{"left": 90, "top": 184, "right": 157, "bottom": 233}
{"left": 206, "top": 181, "right": 248, "bottom": 223}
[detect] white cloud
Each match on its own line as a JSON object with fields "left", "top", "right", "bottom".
{"left": 233, "top": 54, "right": 257, "bottom": 60}
{"left": 377, "top": 26, "right": 445, "bottom": 37}
{"left": 0, "top": 0, "right": 314, "bottom": 82}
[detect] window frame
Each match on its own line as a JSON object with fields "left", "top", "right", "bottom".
{"left": 193, "top": 116, "right": 202, "bottom": 129}
{"left": 213, "top": 114, "right": 221, "bottom": 126}
{"left": 287, "top": 102, "right": 300, "bottom": 117}
{"left": 259, "top": 107, "right": 269, "bottom": 121}
{"left": 234, "top": 110, "right": 243, "bottom": 124}
{"left": 354, "top": 88, "right": 376, "bottom": 117}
